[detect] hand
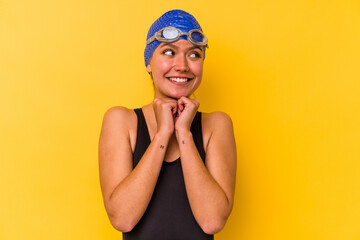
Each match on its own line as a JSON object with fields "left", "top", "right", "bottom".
{"left": 153, "top": 98, "right": 178, "bottom": 137}
{"left": 174, "top": 96, "right": 200, "bottom": 134}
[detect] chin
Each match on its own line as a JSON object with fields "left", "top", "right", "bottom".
{"left": 167, "top": 92, "right": 192, "bottom": 99}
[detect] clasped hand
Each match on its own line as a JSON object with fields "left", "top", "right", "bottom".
{"left": 153, "top": 96, "right": 199, "bottom": 136}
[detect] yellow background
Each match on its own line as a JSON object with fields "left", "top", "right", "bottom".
{"left": 1, "top": 0, "right": 359, "bottom": 239}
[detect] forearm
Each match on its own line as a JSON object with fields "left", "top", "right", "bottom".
{"left": 106, "top": 133, "right": 170, "bottom": 231}
{"left": 177, "top": 131, "right": 231, "bottom": 234}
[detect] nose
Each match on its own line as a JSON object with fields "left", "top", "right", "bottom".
{"left": 173, "top": 54, "right": 189, "bottom": 72}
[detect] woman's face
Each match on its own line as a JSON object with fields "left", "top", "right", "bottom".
{"left": 147, "top": 39, "right": 204, "bottom": 99}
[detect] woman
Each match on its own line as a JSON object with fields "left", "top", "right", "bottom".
{"left": 99, "top": 9, "right": 236, "bottom": 240}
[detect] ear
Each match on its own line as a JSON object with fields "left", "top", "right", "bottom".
{"left": 146, "top": 64, "right": 152, "bottom": 74}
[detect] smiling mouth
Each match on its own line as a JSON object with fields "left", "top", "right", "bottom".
{"left": 168, "top": 77, "right": 192, "bottom": 83}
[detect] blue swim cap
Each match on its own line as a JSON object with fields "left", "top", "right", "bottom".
{"left": 144, "top": 9, "right": 206, "bottom": 67}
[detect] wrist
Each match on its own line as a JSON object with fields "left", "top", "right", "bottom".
{"left": 154, "top": 130, "right": 172, "bottom": 142}
{"left": 175, "top": 129, "right": 192, "bottom": 140}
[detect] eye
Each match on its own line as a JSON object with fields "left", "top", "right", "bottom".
{"left": 163, "top": 49, "right": 175, "bottom": 56}
{"left": 189, "top": 51, "right": 201, "bottom": 58}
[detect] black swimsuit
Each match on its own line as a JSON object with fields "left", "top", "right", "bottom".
{"left": 123, "top": 108, "right": 213, "bottom": 240}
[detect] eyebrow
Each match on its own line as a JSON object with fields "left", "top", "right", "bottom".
{"left": 160, "top": 43, "right": 203, "bottom": 52}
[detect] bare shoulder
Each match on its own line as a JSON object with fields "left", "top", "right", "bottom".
{"left": 201, "top": 111, "right": 234, "bottom": 152}
{"left": 100, "top": 106, "right": 138, "bottom": 151}
{"left": 202, "top": 111, "right": 233, "bottom": 129}
{"left": 102, "top": 106, "right": 136, "bottom": 126}
{"left": 202, "top": 111, "right": 234, "bottom": 136}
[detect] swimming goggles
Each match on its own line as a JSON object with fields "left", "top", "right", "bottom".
{"left": 146, "top": 26, "right": 208, "bottom": 48}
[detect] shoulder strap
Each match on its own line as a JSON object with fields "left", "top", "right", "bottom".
{"left": 133, "top": 108, "right": 151, "bottom": 167}
{"left": 190, "top": 112, "right": 206, "bottom": 162}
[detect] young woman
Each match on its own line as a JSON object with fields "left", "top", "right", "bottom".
{"left": 99, "top": 9, "right": 237, "bottom": 240}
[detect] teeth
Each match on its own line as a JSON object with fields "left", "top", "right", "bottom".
{"left": 169, "top": 77, "right": 188, "bottom": 83}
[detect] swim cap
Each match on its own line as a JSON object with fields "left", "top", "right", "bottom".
{"left": 144, "top": 9, "right": 206, "bottom": 67}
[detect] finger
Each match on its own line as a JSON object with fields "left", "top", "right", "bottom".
{"left": 177, "top": 107, "right": 182, "bottom": 118}
{"left": 167, "top": 102, "right": 176, "bottom": 117}
{"left": 165, "top": 98, "right": 178, "bottom": 104}
{"left": 177, "top": 98, "right": 185, "bottom": 112}
{"left": 181, "top": 96, "right": 193, "bottom": 105}
{"left": 172, "top": 107, "right": 178, "bottom": 117}
{"left": 182, "top": 97, "right": 200, "bottom": 109}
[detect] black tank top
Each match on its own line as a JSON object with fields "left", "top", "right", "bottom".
{"left": 123, "top": 108, "right": 214, "bottom": 240}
